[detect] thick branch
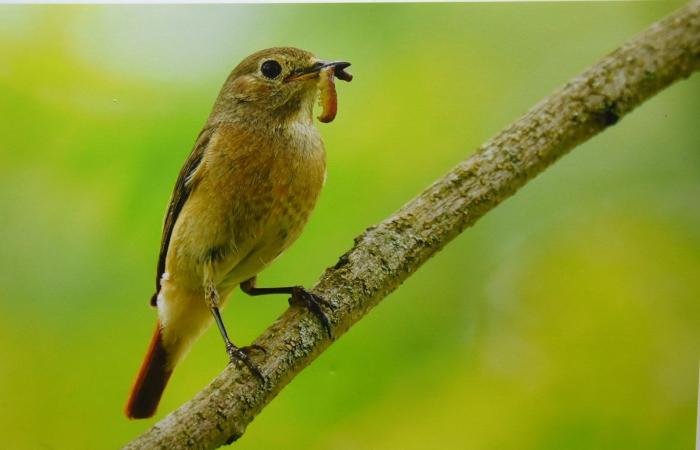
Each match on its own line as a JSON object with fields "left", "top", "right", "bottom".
{"left": 125, "top": 3, "right": 700, "bottom": 449}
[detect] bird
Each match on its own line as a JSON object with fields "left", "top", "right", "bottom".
{"left": 125, "top": 47, "right": 352, "bottom": 419}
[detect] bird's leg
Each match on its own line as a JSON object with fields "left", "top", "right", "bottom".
{"left": 240, "top": 277, "right": 335, "bottom": 339}
{"left": 204, "top": 276, "right": 265, "bottom": 383}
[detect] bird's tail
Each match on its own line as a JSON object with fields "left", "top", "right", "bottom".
{"left": 125, "top": 321, "right": 172, "bottom": 419}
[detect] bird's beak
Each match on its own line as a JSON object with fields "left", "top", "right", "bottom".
{"left": 286, "top": 60, "right": 351, "bottom": 82}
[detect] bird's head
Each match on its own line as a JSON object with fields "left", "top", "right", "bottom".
{"left": 211, "top": 47, "right": 351, "bottom": 126}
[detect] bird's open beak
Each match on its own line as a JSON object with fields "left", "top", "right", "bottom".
{"left": 286, "top": 61, "right": 351, "bottom": 82}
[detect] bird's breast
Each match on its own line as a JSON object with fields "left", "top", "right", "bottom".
{"left": 177, "top": 122, "right": 326, "bottom": 288}
{"left": 260, "top": 125, "right": 327, "bottom": 246}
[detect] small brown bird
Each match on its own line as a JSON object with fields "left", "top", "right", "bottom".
{"left": 125, "top": 47, "right": 352, "bottom": 419}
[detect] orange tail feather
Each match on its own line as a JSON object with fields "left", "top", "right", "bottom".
{"left": 125, "top": 322, "right": 172, "bottom": 419}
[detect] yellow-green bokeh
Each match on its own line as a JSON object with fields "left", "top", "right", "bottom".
{"left": 0, "top": 3, "right": 698, "bottom": 449}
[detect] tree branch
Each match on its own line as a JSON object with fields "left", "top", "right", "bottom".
{"left": 125, "top": 2, "right": 700, "bottom": 449}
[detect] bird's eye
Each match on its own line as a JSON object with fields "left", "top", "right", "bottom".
{"left": 260, "top": 60, "right": 282, "bottom": 79}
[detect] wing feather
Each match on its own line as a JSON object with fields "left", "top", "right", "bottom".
{"left": 149, "top": 127, "right": 214, "bottom": 306}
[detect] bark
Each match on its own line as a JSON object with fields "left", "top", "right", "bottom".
{"left": 124, "top": 2, "right": 700, "bottom": 449}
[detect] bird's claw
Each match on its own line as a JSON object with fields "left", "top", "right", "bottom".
{"left": 226, "top": 342, "right": 266, "bottom": 383}
{"left": 240, "top": 344, "right": 267, "bottom": 357}
{"left": 289, "top": 287, "right": 334, "bottom": 339}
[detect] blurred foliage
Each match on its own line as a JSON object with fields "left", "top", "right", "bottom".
{"left": 0, "top": 3, "right": 698, "bottom": 449}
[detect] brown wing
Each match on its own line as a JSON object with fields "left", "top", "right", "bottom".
{"left": 149, "top": 127, "right": 214, "bottom": 306}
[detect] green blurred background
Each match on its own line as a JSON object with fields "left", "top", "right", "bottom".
{"left": 1, "top": 2, "right": 698, "bottom": 449}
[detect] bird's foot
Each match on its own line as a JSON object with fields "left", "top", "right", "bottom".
{"left": 289, "top": 287, "right": 335, "bottom": 339}
{"left": 226, "top": 342, "right": 266, "bottom": 383}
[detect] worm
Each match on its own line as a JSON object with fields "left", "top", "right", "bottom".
{"left": 317, "top": 67, "right": 338, "bottom": 123}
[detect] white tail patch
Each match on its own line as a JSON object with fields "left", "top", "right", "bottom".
{"left": 156, "top": 284, "right": 215, "bottom": 370}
